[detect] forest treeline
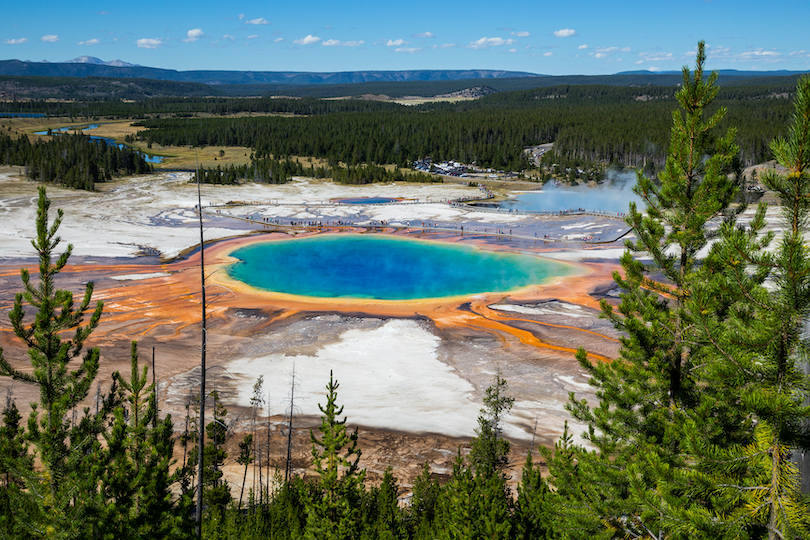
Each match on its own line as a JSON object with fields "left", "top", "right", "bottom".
{"left": 131, "top": 83, "right": 795, "bottom": 172}
{"left": 194, "top": 158, "right": 440, "bottom": 185}
{"left": 1, "top": 78, "right": 800, "bottom": 176}
{"left": 0, "top": 132, "right": 152, "bottom": 190}
{"left": 0, "top": 75, "right": 218, "bottom": 101}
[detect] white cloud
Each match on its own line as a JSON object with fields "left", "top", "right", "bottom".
{"left": 554, "top": 28, "right": 576, "bottom": 38}
{"left": 182, "top": 28, "right": 204, "bottom": 42}
{"left": 790, "top": 50, "right": 809, "bottom": 58}
{"left": 508, "top": 48, "right": 517, "bottom": 54}
{"left": 592, "top": 46, "right": 630, "bottom": 58}
{"left": 413, "top": 31, "right": 434, "bottom": 38}
{"left": 77, "top": 38, "right": 101, "bottom": 46}
{"left": 40, "top": 35, "right": 59, "bottom": 43}
{"left": 637, "top": 51, "right": 674, "bottom": 63}
{"left": 468, "top": 37, "right": 516, "bottom": 50}
{"left": 3, "top": 38, "right": 28, "bottom": 45}
{"left": 238, "top": 14, "right": 245, "bottom": 20}
{"left": 395, "top": 47, "right": 421, "bottom": 54}
{"left": 247, "top": 35, "right": 259, "bottom": 40}
{"left": 136, "top": 38, "right": 166, "bottom": 49}
{"left": 246, "top": 17, "right": 269, "bottom": 25}
{"left": 274, "top": 37, "right": 284, "bottom": 43}
{"left": 223, "top": 35, "right": 235, "bottom": 42}
{"left": 578, "top": 44, "right": 588, "bottom": 50}
{"left": 543, "top": 52, "right": 553, "bottom": 57}
{"left": 323, "top": 39, "right": 364, "bottom": 47}
{"left": 386, "top": 39, "right": 409, "bottom": 47}
{"left": 511, "top": 31, "right": 530, "bottom": 38}
{"left": 293, "top": 35, "right": 321, "bottom": 45}
{"left": 433, "top": 43, "right": 456, "bottom": 50}
{"left": 739, "top": 48, "right": 780, "bottom": 61}
{"left": 694, "top": 44, "right": 782, "bottom": 64}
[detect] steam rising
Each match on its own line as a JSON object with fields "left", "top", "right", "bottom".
{"left": 504, "top": 170, "right": 645, "bottom": 214}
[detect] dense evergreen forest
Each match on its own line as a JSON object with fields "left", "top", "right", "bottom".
{"left": 1, "top": 75, "right": 802, "bottom": 177}
{"left": 194, "top": 157, "right": 441, "bottom": 185}
{"left": 0, "top": 74, "right": 218, "bottom": 100}
{"left": 127, "top": 82, "right": 794, "bottom": 173}
{"left": 0, "top": 132, "right": 152, "bottom": 190}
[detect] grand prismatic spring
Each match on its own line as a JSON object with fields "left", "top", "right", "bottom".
{"left": 0, "top": 172, "right": 637, "bottom": 489}
{"left": 226, "top": 235, "right": 574, "bottom": 300}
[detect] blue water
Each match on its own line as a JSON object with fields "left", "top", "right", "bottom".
{"left": 497, "top": 186, "right": 644, "bottom": 214}
{"left": 335, "top": 197, "right": 400, "bottom": 204}
{"left": 227, "top": 235, "right": 572, "bottom": 300}
{"left": 34, "top": 124, "right": 163, "bottom": 163}
{"left": 0, "top": 113, "right": 46, "bottom": 118}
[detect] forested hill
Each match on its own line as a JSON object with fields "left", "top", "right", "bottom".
{"left": 0, "top": 60, "right": 538, "bottom": 86}
{"left": 0, "top": 75, "right": 219, "bottom": 100}
{"left": 127, "top": 80, "right": 799, "bottom": 171}
{"left": 1, "top": 58, "right": 808, "bottom": 96}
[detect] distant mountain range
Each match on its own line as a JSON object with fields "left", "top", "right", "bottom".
{"left": 59, "top": 56, "right": 138, "bottom": 68}
{"left": 0, "top": 57, "right": 541, "bottom": 86}
{"left": 0, "top": 57, "right": 807, "bottom": 102}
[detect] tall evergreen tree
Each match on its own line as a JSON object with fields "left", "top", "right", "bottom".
{"left": 0, "top": 188, "right": 190, "bottom": 538}
{"left": 469, "top": 370, "right": 514, "bottom": 479}
{"left": 514, "top": 450, "right": 553, "bottom": 540}
{"left": 562, "top": 41, "right": 742, "bottom": 538}
{"left": 0, "top": 186, "right": 121, "bottom": 536}
{"left": 435, "top": 373, "right": 515, "bottom": 540}
{"left": 305, "top": 371, "right": 366, "bottom": 540}
{"left": 687, "top": 75, "right": 810, "bottom": 539}
{"left": 88, "top": 341, "right": 191, "bottom": 539}
{"left": 407, "top": 463, "right": 441, "bottom": 539}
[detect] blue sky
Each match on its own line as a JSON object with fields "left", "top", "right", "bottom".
{"left": 3, "top": 0, "right": 809, "bottom": 75}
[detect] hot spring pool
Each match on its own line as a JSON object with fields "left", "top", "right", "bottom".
{"left": 226, "top": 235, "right": 573, "bottom": 300}
{"left": 497, "top": 186, "right": 644, "bottom": 214}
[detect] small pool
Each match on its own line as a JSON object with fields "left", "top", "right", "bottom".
{"left": 334, "top": 197, "right": 401, "bottom": 204}
{"left": 226, "top": 235, "right": 572, "bottom": 300}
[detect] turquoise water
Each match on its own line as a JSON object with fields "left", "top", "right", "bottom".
{"left": 226, "top": 235, "right": 572, "bottom": 300}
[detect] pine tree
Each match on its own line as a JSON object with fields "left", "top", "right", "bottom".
{"left": 237, "top": 433, "right": 254, "bottom": 509}
{"left": 0, "top": 186, "right": 121, "bottom": 536}
{"left": 0, "top": 189, "right": 191, "bottom": 538}
{"left": 469, "top": 370, "right": 514, "bottom": 479}
{"left": 435, "top": 374, "right": 516, "bottom": 540}
{"left": 514, "top": 451, "right": 553, "bottom": 540}
{"left": 367, "top": 468, "right": 407, "bottom": 540}
{"left": 89, "top": 341, "right": 191, "bottom": 539}
{"left": 562, "top": 42, "right": 742, "bottom": 538}
{"left": 305, "top": 371, "right": 366, "bottom": 540}
{"left": 688, "top": 75, "right": 810, "bottom": 539}
{"left": 186, "top": 391, "right": 232, "bottom": 514}
{"left": 0, "top": 397, "right": 35, "bottom": 538}
{"left": 407, "top": 463, "right": 441, "bottom": 539}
